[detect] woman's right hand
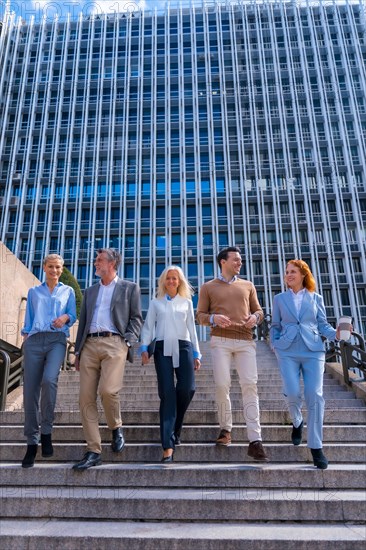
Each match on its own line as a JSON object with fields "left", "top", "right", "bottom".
{"left": 141, "top": 351, "right": 150, "bottom": 365}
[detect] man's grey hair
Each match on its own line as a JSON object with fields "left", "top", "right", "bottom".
{"left": 97, "top": 248, "right": 122, "bottom": 271}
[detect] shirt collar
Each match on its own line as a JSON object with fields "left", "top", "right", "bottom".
{"left": 218, "top": 274, "right": 238, "bottom": 284}
{"left": 165, "top": 294, "right": 178, "bottom": 301}
{"left": 99, "top": 275, "right": 118, "bottom": 287}
{"left": 289, "top": 288, "right": 306, "bottom": 296}
{"left": 42, "top": 281, "right": 62, "bottom": 289}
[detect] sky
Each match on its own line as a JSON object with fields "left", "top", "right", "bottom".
{"left": 1, "top": 0, "right": 202, "bottom": 22}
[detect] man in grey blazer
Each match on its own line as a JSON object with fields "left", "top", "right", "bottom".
{"left": 72, "top": 248, "right": 142, "bottom": 470}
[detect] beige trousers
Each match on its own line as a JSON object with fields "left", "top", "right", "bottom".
{"left": 210, "top": 336, "right": 262, "bottom": 442}
{"left": 79, "top": 335, "right": 128, "bottom": 453}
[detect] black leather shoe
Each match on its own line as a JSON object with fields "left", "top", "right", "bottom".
{"left": 41, "top": 433, "right": 54, "bottom": 457}
{"left": 22, "top": 444, "right": 38, "bottom": 468}
{"left": 111, "top": 427, "right": 125, "bottom": 452}
{"left": 311, "top": 448, "right": 328, "bottom": 470}
{"left": 173, "top": 433, "right": 181, "bottom": 446}
{"left": 161, "top": 450, "right": 174, "bottom": 463}
{"left": 291, "top": 421, "right": 303, "bottom": 446}
{"left": 72, "top": 451, "right": 102, "bottom": 470}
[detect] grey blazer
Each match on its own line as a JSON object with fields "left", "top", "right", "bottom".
{"left": 75, "top": 277, "right": 143, "bottom": 363}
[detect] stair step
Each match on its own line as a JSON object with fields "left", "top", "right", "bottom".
{"left": 1, "top": 463, "right": 364, "bottom": 490}
{"left": 1, "top": 424, "right": 365, "bottom": 442}
{"left": 2, "top": 442, "right": 365, "bottom": 463}
{"left": 54, "top": 390, "right": 364, "bottom": 403}
{"left": 1, "top": 519, "right": 365, "bottom": 550}
{"left": 54, "top": 400, "right": 365, "bottom": 410}
{"left": 2, "top": 409, "right": 366, "bottom": 424}
{"left": 1, "top": 486, "right": 364, "bottom": 522}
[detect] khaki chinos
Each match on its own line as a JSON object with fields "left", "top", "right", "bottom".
{"left": 79, "top": 334, "right": 128, "bottom": 454}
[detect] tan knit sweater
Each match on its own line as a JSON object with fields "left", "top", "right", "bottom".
{"left": 196, "top": 278, "right": 264, "bottom": 340}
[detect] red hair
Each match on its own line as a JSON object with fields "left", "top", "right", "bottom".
{"left": 286, "top": 259, "right": 316, "bottom": 292}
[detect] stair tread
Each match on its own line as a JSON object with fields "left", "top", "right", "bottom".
{"left": 1, "top": 519, "right": 365, "bottom": 542}
{"left": 3, "top": 486, "right": 365, "bottom": 499}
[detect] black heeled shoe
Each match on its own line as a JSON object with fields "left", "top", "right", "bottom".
{"left": 161, "top": 450, "right": 174, "bottom": 463}
{"left": 311, "top": 448, "right": 328, "bottom": 470}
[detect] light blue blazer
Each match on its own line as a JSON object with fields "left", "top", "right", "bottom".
{"left": 270, "top": 290, "right": 336, "bottom": 352}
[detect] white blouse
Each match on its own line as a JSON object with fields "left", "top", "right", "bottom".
{"left": 141, "top": 295, "right": 201, "bottom": 368}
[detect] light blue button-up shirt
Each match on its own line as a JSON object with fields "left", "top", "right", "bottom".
{"left": 22, "top": 282, "right": 77, "bottom": 337}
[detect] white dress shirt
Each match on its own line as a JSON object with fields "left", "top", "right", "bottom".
{"left": 289, "top": 288, "right": 307, "bottom": 316}
{"left": 89, "top": 276, "right": 119, "bottom": 333}
{"left": 140, "top": 295, "right": 201, "bottom": 368}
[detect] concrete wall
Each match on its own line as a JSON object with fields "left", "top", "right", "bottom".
{"left": 0, "top": 242, "right": 41, "bottom": 348}
{"left": 0, "top": 242, "right": 78, "bottom": 348}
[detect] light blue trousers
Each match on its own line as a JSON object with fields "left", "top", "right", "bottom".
{"left": 23, "top": 332, "right": 66, "bottom": 444}
{"left": 275, "top": 338, "right": 325, "bottom": 449}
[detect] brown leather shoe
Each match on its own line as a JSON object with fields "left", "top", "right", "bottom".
{"left": 216, "top": 429, "right": 231, "bottom": 446}
{"left": 248, "top": 440, "right": 269, "bottom": 462}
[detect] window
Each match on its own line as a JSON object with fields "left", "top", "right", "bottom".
{"left": 204, "top": 262, "right": 214, "bottom": 277}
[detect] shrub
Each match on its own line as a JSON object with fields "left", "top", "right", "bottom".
{"left": 60, "top": 266, "right": 82, "bottom": 317}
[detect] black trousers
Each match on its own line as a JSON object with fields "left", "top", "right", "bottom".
{"left": 154, "top": 340, "right": 196, "bottom": 450}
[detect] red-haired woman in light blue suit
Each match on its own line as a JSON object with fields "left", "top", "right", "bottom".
{"left": 270, "top": 260, "right": 342, "bottom": 469}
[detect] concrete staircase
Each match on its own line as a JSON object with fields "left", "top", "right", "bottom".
{"left": 0, "top": 341, "right": 365, "bottom": 549}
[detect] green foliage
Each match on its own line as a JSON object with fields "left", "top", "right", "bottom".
{"left": 60, "top": 266, "right": 82, "bottom": 317}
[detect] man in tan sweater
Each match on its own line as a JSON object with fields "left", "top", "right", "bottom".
{"left": 196, "top": 246, "right": 269, "bottom": 461}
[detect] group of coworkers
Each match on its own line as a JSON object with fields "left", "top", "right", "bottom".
{"left": 21, "top": 246, "right": 347, "bottom": 471}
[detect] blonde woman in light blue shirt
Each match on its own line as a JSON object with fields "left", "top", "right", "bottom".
{"left": 21, "top": 254, "right": 76, "bottom": 468}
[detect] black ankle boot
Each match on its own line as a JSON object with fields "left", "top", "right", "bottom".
{"left": 291, "top": 421, "right": 303, "bottom": 446}
{"left": 41, "top": 433, "right": 53, "bottom": 457}
{"left": 311, "top": 448, "right": 328, "bottom": 470}
{"left": 22, "top": 444, "right": 38, "bottom": 468}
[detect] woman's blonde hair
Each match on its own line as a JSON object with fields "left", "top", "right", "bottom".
{"left": 286, "top": 259, "right": 316, "bottom": 292}
{"left": 157, "top": 265, "right": 194, "bottom": 299}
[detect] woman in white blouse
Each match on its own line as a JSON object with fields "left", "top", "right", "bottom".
{"left": 140, "top": 266, "right": 201, "bottom": 462}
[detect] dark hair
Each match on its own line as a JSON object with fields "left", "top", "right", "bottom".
{"left": 97, "top": 248, "right": 122, "bottom": 271}
{"left": 217, "top": 246, "right": 242, "bottom": 268}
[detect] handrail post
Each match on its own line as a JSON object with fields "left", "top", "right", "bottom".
{"left": 0, "top": 350, "right": 11, "bottom": 411}
{"left": 339, "top": 341, "right": 350, "bottom": 385}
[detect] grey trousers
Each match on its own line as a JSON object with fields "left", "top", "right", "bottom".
{"left": 23, "top": 332, "right": 66, "bottom": 444}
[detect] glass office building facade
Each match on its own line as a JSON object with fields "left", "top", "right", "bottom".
{"left": 0, "top": 0, "right": 365, "bottom": 334}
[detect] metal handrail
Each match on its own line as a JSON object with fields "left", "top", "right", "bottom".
{"left": 339, "top": 331, "right": 366, "bottom": 386}
{"left": 257, "top": 314, "right": 272, "bottom": 341}
{"left": 0, "top": 338, "right": 76, "bottom": 410}
{"left": 326, "top": 332, "right": 366, "bottom": 386}
{"left": 0, "top": 350, "right": 11, "bottom": 411}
